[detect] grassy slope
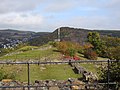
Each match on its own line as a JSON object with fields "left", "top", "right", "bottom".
{"left": 0, "top": 47, "right": 62, "bottom": 61}
{"left": 0, "top": 45, "right": 82, "bottom": 82}
{"left": 0, "top": 45, "right": 107, "bottom": 82}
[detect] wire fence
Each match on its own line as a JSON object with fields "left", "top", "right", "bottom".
{"left": 0, "top": 60, "right": 119, "bottom": 90}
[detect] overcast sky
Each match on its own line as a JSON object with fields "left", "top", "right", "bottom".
{"left": 0, "top": 0, "right": 120, "bottom": 32}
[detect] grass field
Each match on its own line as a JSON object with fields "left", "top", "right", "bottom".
{"left": 0, "top": 64, "right": 82, "bottom": 82}
{"left": 0, "top": 47, "right": 62, "bottom": 61}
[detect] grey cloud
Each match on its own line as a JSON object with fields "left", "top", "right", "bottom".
{"left": 0, "top": 0, "right": 43, "bottom": 14}
{"left": 0, "top": 13, "right": 44, "bottom": 31}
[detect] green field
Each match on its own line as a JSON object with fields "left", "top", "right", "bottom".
{"left": 0, "top": 64, "right": 81, "bottom": 82}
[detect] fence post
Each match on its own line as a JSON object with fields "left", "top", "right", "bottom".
{"left": 27, "top": 63, "right": 30, "bottom": 90}
{"left": 107, "top": 59, "right": 110, "bottom": 90}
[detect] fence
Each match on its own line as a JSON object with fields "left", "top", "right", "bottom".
{"left": 0, "top": 60, "right": 119, "bottom": 90}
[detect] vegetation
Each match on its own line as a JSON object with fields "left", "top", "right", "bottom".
{"left": 0, "top": 69, "right": 15, "bottom": 81}
{"left": 0, "top": 43, "right": 27, "bottom": 56}
{"left": 80, "top": 63, "right": 98, "bottom": 75}
{"left": 84, "top": 49, "right": 98, "bottom": 60}
{"left": 0, "top": 29, "right": 120, "bottom": 87}
{"left": 0, "top": 64, "right": 81, "bottom": 82}
{"left": 18, "top": 46, "right": 38, "bottom": 52}
{"left": 99, "top": 62, "right": 120, "bottom": 89}
{"left": 87, "top": 32, "right": 105, "bottom": 55}
{"left": 28, "top": 27, "right": 120, "bottom": 46}
{"left": 55, "top": 41, "right": 80, "bottom": 58}
{"left": 0, "top": 48, "right": 61, "bottom": 61}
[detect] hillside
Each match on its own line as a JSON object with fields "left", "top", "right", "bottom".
{"left": 28, "top": 27, "right": 120, "bottom": 46}
{"left": 0, "top": 45, "right": 81, "bottom": 81}
{"left": 0, "top": 29, "right": 49, "bottom": 48}
{"left": 0, "top": 44, "right": 108, "bottom": 82}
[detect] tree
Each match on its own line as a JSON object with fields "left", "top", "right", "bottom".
{"left": 87, "top": 32, "right": 104, "bottom": 55}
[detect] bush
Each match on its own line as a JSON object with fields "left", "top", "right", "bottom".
{"left": 84, "top": 49, "right": 98, "bottom": 60}
{"left": 66, "top": 48, "right": 76, "bottom": 57}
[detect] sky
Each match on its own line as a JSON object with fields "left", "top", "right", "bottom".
{"left": 0, "top": 0, "right": 120, "bottom": 32}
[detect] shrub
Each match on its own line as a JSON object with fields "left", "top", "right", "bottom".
{"left": 66, "top": 48, "right": 76, "bottom": 57}
{"left": 84, "top": 49, "right": 98, "bottom": 60}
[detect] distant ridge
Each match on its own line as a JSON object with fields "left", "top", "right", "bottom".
{"left": 28, "top": 27, "right": 120, "bottom": 46}
{"left": 0, "top": 29, "right": 49, "bottom": 47}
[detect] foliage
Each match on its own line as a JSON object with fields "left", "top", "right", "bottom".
{"left": 77, "top": 45, "right": 84, "bottom": 54}
{"left": 99, "top": 62, "right": 120, "bottom": 89}
{"left": 66, "top": 48, "right": 76, "bottom": 57}
{"left": 83, "top": 43, "right": 93, "bottom": 49}
{"left": 107, "top": 46, "right": 120, "bottom": 60}
{"left": 100, "top": 36, "right": 120, "bottom": 58}
{"left": 102, "top": 36, "right": 120, "bottom": 47}
{"left": 55, "top": 41, "right": 80, "bottom": 57}
{"left": 57, "top": 42, "right": 68, "bottom": 54}
{"left": 87, "top": 32, "right": 104, "bottom": 55}
{"left": 84, "top": 49, "right": 98, "bottom": 60}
